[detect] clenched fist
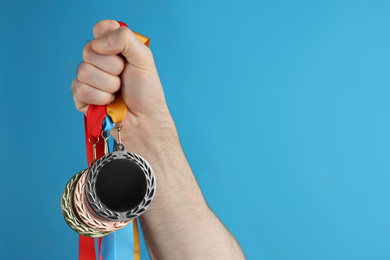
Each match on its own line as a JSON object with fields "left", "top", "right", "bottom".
{"left": 72, "top": 19, "right": 177, "bottom": 165}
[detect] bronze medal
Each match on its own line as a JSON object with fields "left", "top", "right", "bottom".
{"left": 73, "top": 169, "right": 132, "bottom": 232}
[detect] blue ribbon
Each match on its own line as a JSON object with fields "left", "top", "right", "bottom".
{"left": 100, "top": 115, "right": 134, "bottom": 260}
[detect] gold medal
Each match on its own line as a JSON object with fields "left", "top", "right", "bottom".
{"left": 61, "top": 169, "right": 113, "bottom": 237}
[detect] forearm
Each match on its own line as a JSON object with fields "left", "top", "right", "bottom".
{"left": 121, "top": 111, "right": 245, "bottom": 259}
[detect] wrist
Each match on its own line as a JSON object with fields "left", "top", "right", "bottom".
{"left": 117, "top": 105, "right": 180, "bottom": 161}
{"left": 118, "top": 106, "right": 209, "bottom": 214}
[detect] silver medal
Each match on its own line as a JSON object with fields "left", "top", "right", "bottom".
{"left": 85, "top": 128, "right": 156, "bottom": 222}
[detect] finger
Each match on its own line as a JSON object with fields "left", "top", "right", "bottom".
{"left": 77, "top": 61, "right": 121, "bottom": 93}
{"left": 74, "top": 99, "right": 88, "bottom": 115}
{"left": 90, "top": 26, "right": 155, "bottom": 72}
{"left": 72, "top": 78, "right": 115, "bottom": 112}
{"left": 72, "top": 78, "right": 88, "bottom": 114}
{"left": 83, "top": 42, "right": 124, "bottom": 76}
{"left": 93, "top": 19, "right": 120, "bottom": 38}
{"left": 72, "top": 20, "right": 122, "bottom": 115}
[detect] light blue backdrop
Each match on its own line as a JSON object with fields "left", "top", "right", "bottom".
{"left": 1, "top": 0, "right": 390, "bottom": 259}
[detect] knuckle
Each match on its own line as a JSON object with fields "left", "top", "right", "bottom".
{"left": 76, "top": 83, "right": 91, "bottom": 100}
{"left": 113, "top": 56, "right": 125, "bottom": 75}
{"left": 93, "top": 19, "right": 118, "bottom": 37}
{"left": 76, "top": 61, "right": 83, "bottom": 74}
{"left": 71, "top": 78, "right": 78, "bottom": 94}
{"left": 93, "top": 20, "right": 107, "bottom": 37}
{"left": 118, "top": 26, "right": 131, "bottom": 42}
{"left": 82, "top": 43, "right": 94, "bottom": 62}
{"left": 77, "top": 62, "right": 85, "bottom": 75}
{"left": 147, "top": 47, "right": 153, "bottom": 56}
{"left": 138, "top": 44, "right": 154, "bottom": 62}
{"left": 77, "top": 62, "right": 95, "bottom": 81}
{"left": 76, "top": 103, "right": 88, "bottom": 114}
{"left": 144, "top": 47, "right": 153, "bottom": 59}
{"left": 106, "top": 55, "right": 125, "bottom": 76}
{"left": 112, "top": 77, "right": 121, "bottom": 92}
{"left": 105, "top": 94, "right": 114, "bottom": 104}
{"left": 75, "top": 101, "right": 84, "bottom": 111}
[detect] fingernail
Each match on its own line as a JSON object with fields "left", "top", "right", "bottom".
{"left": 94, "top": 37, "right": 109, "bottom": 49}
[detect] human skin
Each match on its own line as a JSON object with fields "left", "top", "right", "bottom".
{"left": 72, "top": 19, "right": 245, "bottom": 260}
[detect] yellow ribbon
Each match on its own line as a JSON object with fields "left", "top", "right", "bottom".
{"left": 133, "top": 32, "right": 150, "bottom": 47}
{"left": 133, "top": 219, "right": 140, "bottom": 260}
{"left": 106, "top": 31, "right": 150, "bottom": 123}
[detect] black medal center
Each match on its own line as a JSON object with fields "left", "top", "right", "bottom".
{"left": 95, "top": 159, "right": 148, "bottom": 212}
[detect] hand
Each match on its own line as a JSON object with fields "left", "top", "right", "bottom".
{"left": 71, "top": 19, "right": 177, "bottom": 162}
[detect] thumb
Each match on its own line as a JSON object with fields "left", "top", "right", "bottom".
{"left": 90, "top": 26, "right": 156, "bottom": 72}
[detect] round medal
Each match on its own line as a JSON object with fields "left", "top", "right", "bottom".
{"left": 61, "top": 169, "right": 113, "bottom": 237}
{"left": 73, "top": 169, "right": 131, "bottom": 231}
{"left": 85, "top": 146, "right": 156, "bottom": 222}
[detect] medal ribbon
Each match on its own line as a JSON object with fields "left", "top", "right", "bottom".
{"left": 97, "top": 115, "right": 141, "bottom": 260}
{"left": 100, "top": 115, "right": 119, "bottom": 260}
{"left": 82, "top": 108, "right": 106, "bottom": 260}
{"left": 81, "top": 21, "right": 150, "bottom": 260}
{"left": 101, "top": 115, "right": 135, "bottom": 260}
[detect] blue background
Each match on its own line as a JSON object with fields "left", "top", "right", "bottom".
{"left": 1, "top": 0, "right": 390, "bottom": 259}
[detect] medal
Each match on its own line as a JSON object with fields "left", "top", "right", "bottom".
{"left": 73, "top": 168, "right": 132, "bottom": 231}
{"left": 73, "top": 132, "right": 133, "bottom": 231}
{"left": 61, "top": 20, "right": 153, "bottom": 259}
{"left": 61, "top": 169, "right": 113, "bottom": 238}
{"left": 85, "top": 127, "right": 156, "bottom": 222}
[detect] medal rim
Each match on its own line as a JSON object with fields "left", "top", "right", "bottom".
{"left": 85, "top": 150, "right": 156, "bottom": 222}
{"left": 73, "top": 169, "right": 132, "bottom": 232}
{"left": 61, "top": 169, "right": 113, "bottom": 238}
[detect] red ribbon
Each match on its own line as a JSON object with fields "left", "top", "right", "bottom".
{"left": 80, "top": 105, "right": 107, "bottom": 260}
{"left": 79, "top": 21, "right": 136, "bottom": 260}
{"left": 87, "top": 105, "right": 107, "bottom": 142}
{"left": 118, "top": 21, "right": 127, "bottom": 27}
